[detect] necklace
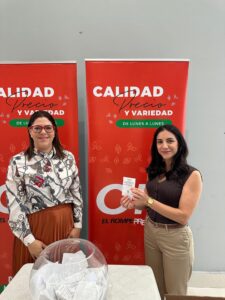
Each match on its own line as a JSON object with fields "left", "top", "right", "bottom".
{"left": 158, "top": 174, "right": 166, "bottom": 183}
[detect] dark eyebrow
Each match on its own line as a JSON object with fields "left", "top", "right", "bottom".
{"left": 33, "top": 124, "right": 52, "bottom": 127}
{"left": 156, "top": 137, "right": 176, "bottom": 142}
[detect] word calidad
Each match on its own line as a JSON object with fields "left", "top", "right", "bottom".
{"left": 93, "top": 86, "right": 163, "bottom": 98}
{"left": 0, "top": 87, "right": 54, "bottom": 98}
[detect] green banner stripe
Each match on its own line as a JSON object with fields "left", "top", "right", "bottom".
{"left": 9, "top": 119, "right": 64, "bottom": 127}
{"left": 0, "top": 284, "right": 7, "bottom": 293}
{"left": 116, "top": 119, "right": 172, "bottom": 128}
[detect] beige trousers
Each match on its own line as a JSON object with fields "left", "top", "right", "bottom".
{"left": 144, "top": 217, "right": 194, "bottom": 300}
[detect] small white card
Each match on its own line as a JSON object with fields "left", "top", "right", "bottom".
{"left": 122, "top": 177, "right": 136, "bottom": 199}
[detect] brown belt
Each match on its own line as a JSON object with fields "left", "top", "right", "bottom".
{"left": 148, "top": 217, "right": 186, "bottom": 229}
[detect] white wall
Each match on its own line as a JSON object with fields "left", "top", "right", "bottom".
{"left": 0, "top": 0, "right": 225, "bottom": 271}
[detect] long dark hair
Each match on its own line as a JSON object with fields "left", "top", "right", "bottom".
{"left": 146, "top": 124, "right": 189, "bottom": 181}
{"left": 24, "top": 110, "right": 65, "bottom": 159}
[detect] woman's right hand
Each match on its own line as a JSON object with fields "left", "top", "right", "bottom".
{"left": 120, "top": 196, "right": 135, "bottom": 210}
{"left": 28, "top": 239, "right": 46, "bottom": 260}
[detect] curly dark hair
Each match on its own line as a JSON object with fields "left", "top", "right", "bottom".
{"left": 24, "top": 110, "right": 65, "bottom": 160}
{"left": 146, "top": 124, "right": 190, "bottom": 181}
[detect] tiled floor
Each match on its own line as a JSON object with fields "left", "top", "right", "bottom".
{"left": 188, "top": 271, "right": 225, "bottom": 297}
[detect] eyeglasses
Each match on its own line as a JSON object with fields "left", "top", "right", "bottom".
{"left": 30, "top": 125, "right": 54, "bottom": 133}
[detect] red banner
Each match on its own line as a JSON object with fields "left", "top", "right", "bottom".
{"left": 86, "top": 59, "right": 189, "bottom": 264}
{"left": 0, "top": 62, "right": 79, "bottom": 290}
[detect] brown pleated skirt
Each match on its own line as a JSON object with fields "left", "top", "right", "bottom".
{"left": 13, "top": 204, "right": 74, "bottom": 276}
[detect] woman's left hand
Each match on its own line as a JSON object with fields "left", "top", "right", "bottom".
{"left": 131, "top": 188, "right": 149, "bottom": 206}
{"left": 68, "top": 227, "right": 81, "bottom": 238}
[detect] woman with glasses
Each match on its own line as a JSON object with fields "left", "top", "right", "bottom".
{"left": 6, "top": 110, "right": 83, "bottom": 275}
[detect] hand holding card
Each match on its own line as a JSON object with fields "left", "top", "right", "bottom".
{"left": 122, "top": 177, "right": 136, "bottom": 199}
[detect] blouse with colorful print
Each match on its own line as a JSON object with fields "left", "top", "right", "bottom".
{"left": 6, "top": 148, "right": 83, "bottom": 246}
